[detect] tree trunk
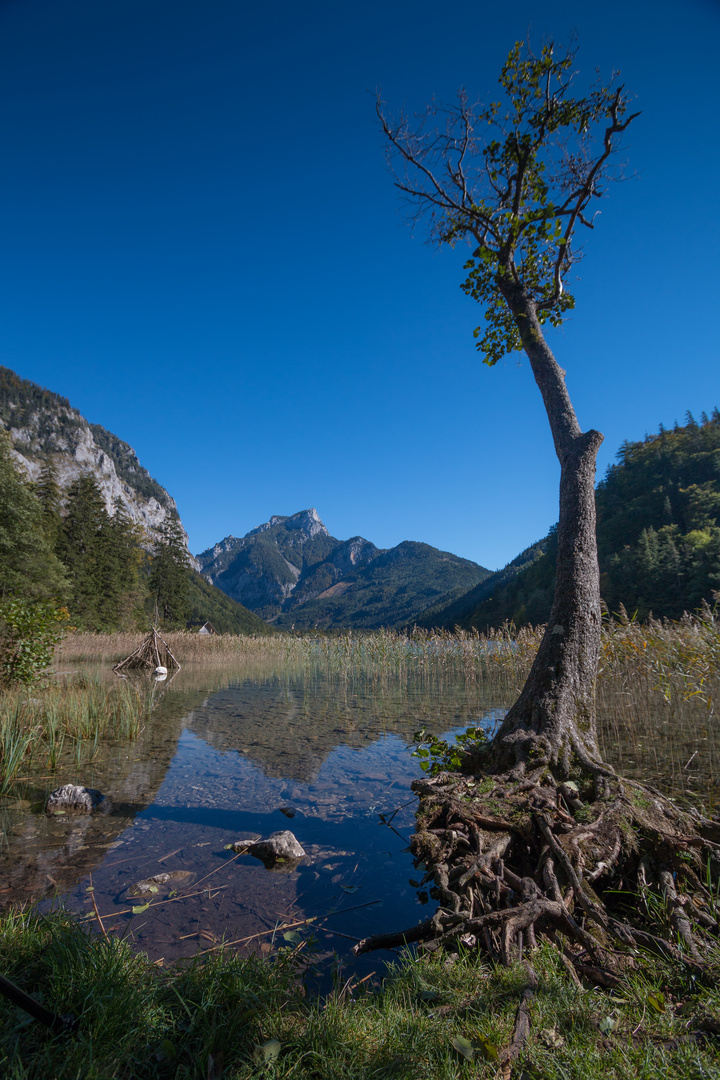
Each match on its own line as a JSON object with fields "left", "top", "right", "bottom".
{"left": 491, "top": 281, "right": 606, "bottom": 776}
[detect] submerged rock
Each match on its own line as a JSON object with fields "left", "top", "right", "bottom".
{"left": 230, "top": 834, "right": 262, "bottom": 853}
{"left": 45, "top": 784, "right": 103, "bottom": 816}
{"left": 243, "top": 830, "right": 306, "bottom": 870}
{"left": 127, "top": 870, "right": 194, "bottom": 898}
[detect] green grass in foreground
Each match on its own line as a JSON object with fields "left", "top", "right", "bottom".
{"left": 1, "top": 909, "right": 718, "bottom": 1079}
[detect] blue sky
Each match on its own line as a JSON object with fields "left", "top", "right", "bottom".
{"left": 0, "top": 0, "right": 718, "bottom": 570}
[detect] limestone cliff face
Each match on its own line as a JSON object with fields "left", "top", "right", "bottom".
{"left": 0, "top": 366, "right": 197, "bottom": 563}
{"left": 246, "top": 507, "right": 328, "bottom": 540}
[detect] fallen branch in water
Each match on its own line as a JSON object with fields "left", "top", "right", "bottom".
{"left": 88, "top": 875, "right": 109, "bottom": 942}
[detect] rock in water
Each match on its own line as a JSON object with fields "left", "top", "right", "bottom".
{"left": 127, "top": 871, "right": 194, "bottom": 898}
{"left": 247, "top": 831, "right": 305, "bottom": 868}
{"left": 45, "top": 784, "right": 103, "bottom": 816}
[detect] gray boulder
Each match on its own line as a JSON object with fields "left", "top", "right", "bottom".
{"left": 45, "top": 784, "right": 103, "bottom": 816}
{"left": 246, "top": 830, "right": 305, "bottom": 868}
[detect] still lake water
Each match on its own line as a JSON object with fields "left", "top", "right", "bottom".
{"left": 0, "top": 663, "right": 509, "bottom": 979}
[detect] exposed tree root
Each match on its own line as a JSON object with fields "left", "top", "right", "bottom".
{"left": 498, "top": 961, "right": 538, "bottom": 1072}
{"left": 353, "top": 764, "right": 720, "bottom": 998}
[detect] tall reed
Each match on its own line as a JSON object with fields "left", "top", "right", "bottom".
{"left": 57, "top": 625, "right": 541, "bottom": 691}
{"left": 51, "top": 610, "right": 720, "bottom": 803}
{"left": 0, "top": 674, "right": 150, "bottom": 792}
{"left": 596, "top": 604, "right": 719, "bottom": 804}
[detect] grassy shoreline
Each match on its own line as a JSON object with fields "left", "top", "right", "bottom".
{"left": 1, "top": 906, "right": 718, "bottom": 1079}
{"left": 2, "top": 613, "right": 717, "bottom": 801}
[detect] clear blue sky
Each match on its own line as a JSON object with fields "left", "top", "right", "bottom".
{"left": 0, "top": 0, "right": 717, "bottom": 570}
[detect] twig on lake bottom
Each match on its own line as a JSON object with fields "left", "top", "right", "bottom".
{"left": 88, "top": 875, "right": 109, "bottom": 942}
{"left": 194, "top": 899, "right": 381, "bottom": 957}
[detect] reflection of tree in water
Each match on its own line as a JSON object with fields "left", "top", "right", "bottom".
{"left": 188, "top": 670, "right": 510, "bottom": 783}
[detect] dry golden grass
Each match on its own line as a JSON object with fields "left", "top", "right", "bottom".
{"left": 56, "top": 630, "right": 294, "bottom": 665}
{"left": 13, "top": 608, "right": 719, "bottom": 805}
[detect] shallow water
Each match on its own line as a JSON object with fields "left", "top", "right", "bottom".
{"left": 0, "top": 663, "right": 508, "bottom": 980}
{"left": 3, "top": 657, "right": 717, "bottom": 985}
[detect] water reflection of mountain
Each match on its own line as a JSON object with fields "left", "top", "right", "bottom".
{"left": 0, "top": 663, "right": 509, "bottom": 909}
{"left": 188, "top": 671, "right": 507, "bottom": 783}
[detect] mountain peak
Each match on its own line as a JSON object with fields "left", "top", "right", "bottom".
{"left": 245, "top": 507, "right": 328, "bottom": 541}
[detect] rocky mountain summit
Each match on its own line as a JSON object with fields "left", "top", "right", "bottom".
{"left": 197, "top": 510, "right": 490, "bottom": 628}
{"left": 0, "top": 366, "right": 193, "bottom": 555}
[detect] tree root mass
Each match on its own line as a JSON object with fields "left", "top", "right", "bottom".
{"left": 354, "top": 766, "right": 720, "bottom": 993}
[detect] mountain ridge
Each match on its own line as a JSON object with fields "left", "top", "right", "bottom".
{"left": 0, "top": 366, "right": 493, "bottom": 634}
{"left": 197, "top": 509, "right": 491, "bottom": 629}
{"left": 0, "top": 366, "right": 270, "bottom": 634}
{"left": 419, "top": 411, "right": 720, "bottom": 630}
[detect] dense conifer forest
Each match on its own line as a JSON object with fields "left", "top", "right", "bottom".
{"left": 0, "top": 428, "right": 268, "bottom": 636}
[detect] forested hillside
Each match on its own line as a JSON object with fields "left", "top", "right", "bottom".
{"left": 422, "top": 412, "right": 720, "bottom": 629}
{"left": 0, "top": 429, "right": 269, "bottom": 635}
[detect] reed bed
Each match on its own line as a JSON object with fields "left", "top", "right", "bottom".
{"left": 56, "top": 613, "right": 719, "bottom": 700}
{"left": 0, "top": 675, "right": 151, "bottom": 795}
{"left": 597, "top": 605, "right": 720, "bottom": 806}
{"left": 32, "top": 608, "right": 720, "bottom": 804}
{"left": 57, "top": 625, "right": 541, "bottom": 690}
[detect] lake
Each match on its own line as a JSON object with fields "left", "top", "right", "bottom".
{"left": 1, "top": 647, "right": 717, "bottom": 984}
{"left": 0, "top": 661, "right": 509, "bottom": 982}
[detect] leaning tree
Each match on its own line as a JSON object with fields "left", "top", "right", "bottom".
{"left": 356, "top": 41, "right": 720, "bottom": 1005}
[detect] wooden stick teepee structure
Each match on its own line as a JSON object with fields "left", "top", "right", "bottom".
{"left": 113, "top": 628, "right": 181, "bottom": 673}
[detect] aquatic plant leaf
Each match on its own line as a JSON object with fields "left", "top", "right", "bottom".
{"left": 283, "top": 931, "right": 303, "bottom": 943}
{"left": 341, "top": 884, "right": 359, "bottom": 894}
{"left": 132, "top": 902, "right": 151, "bottom": 914}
